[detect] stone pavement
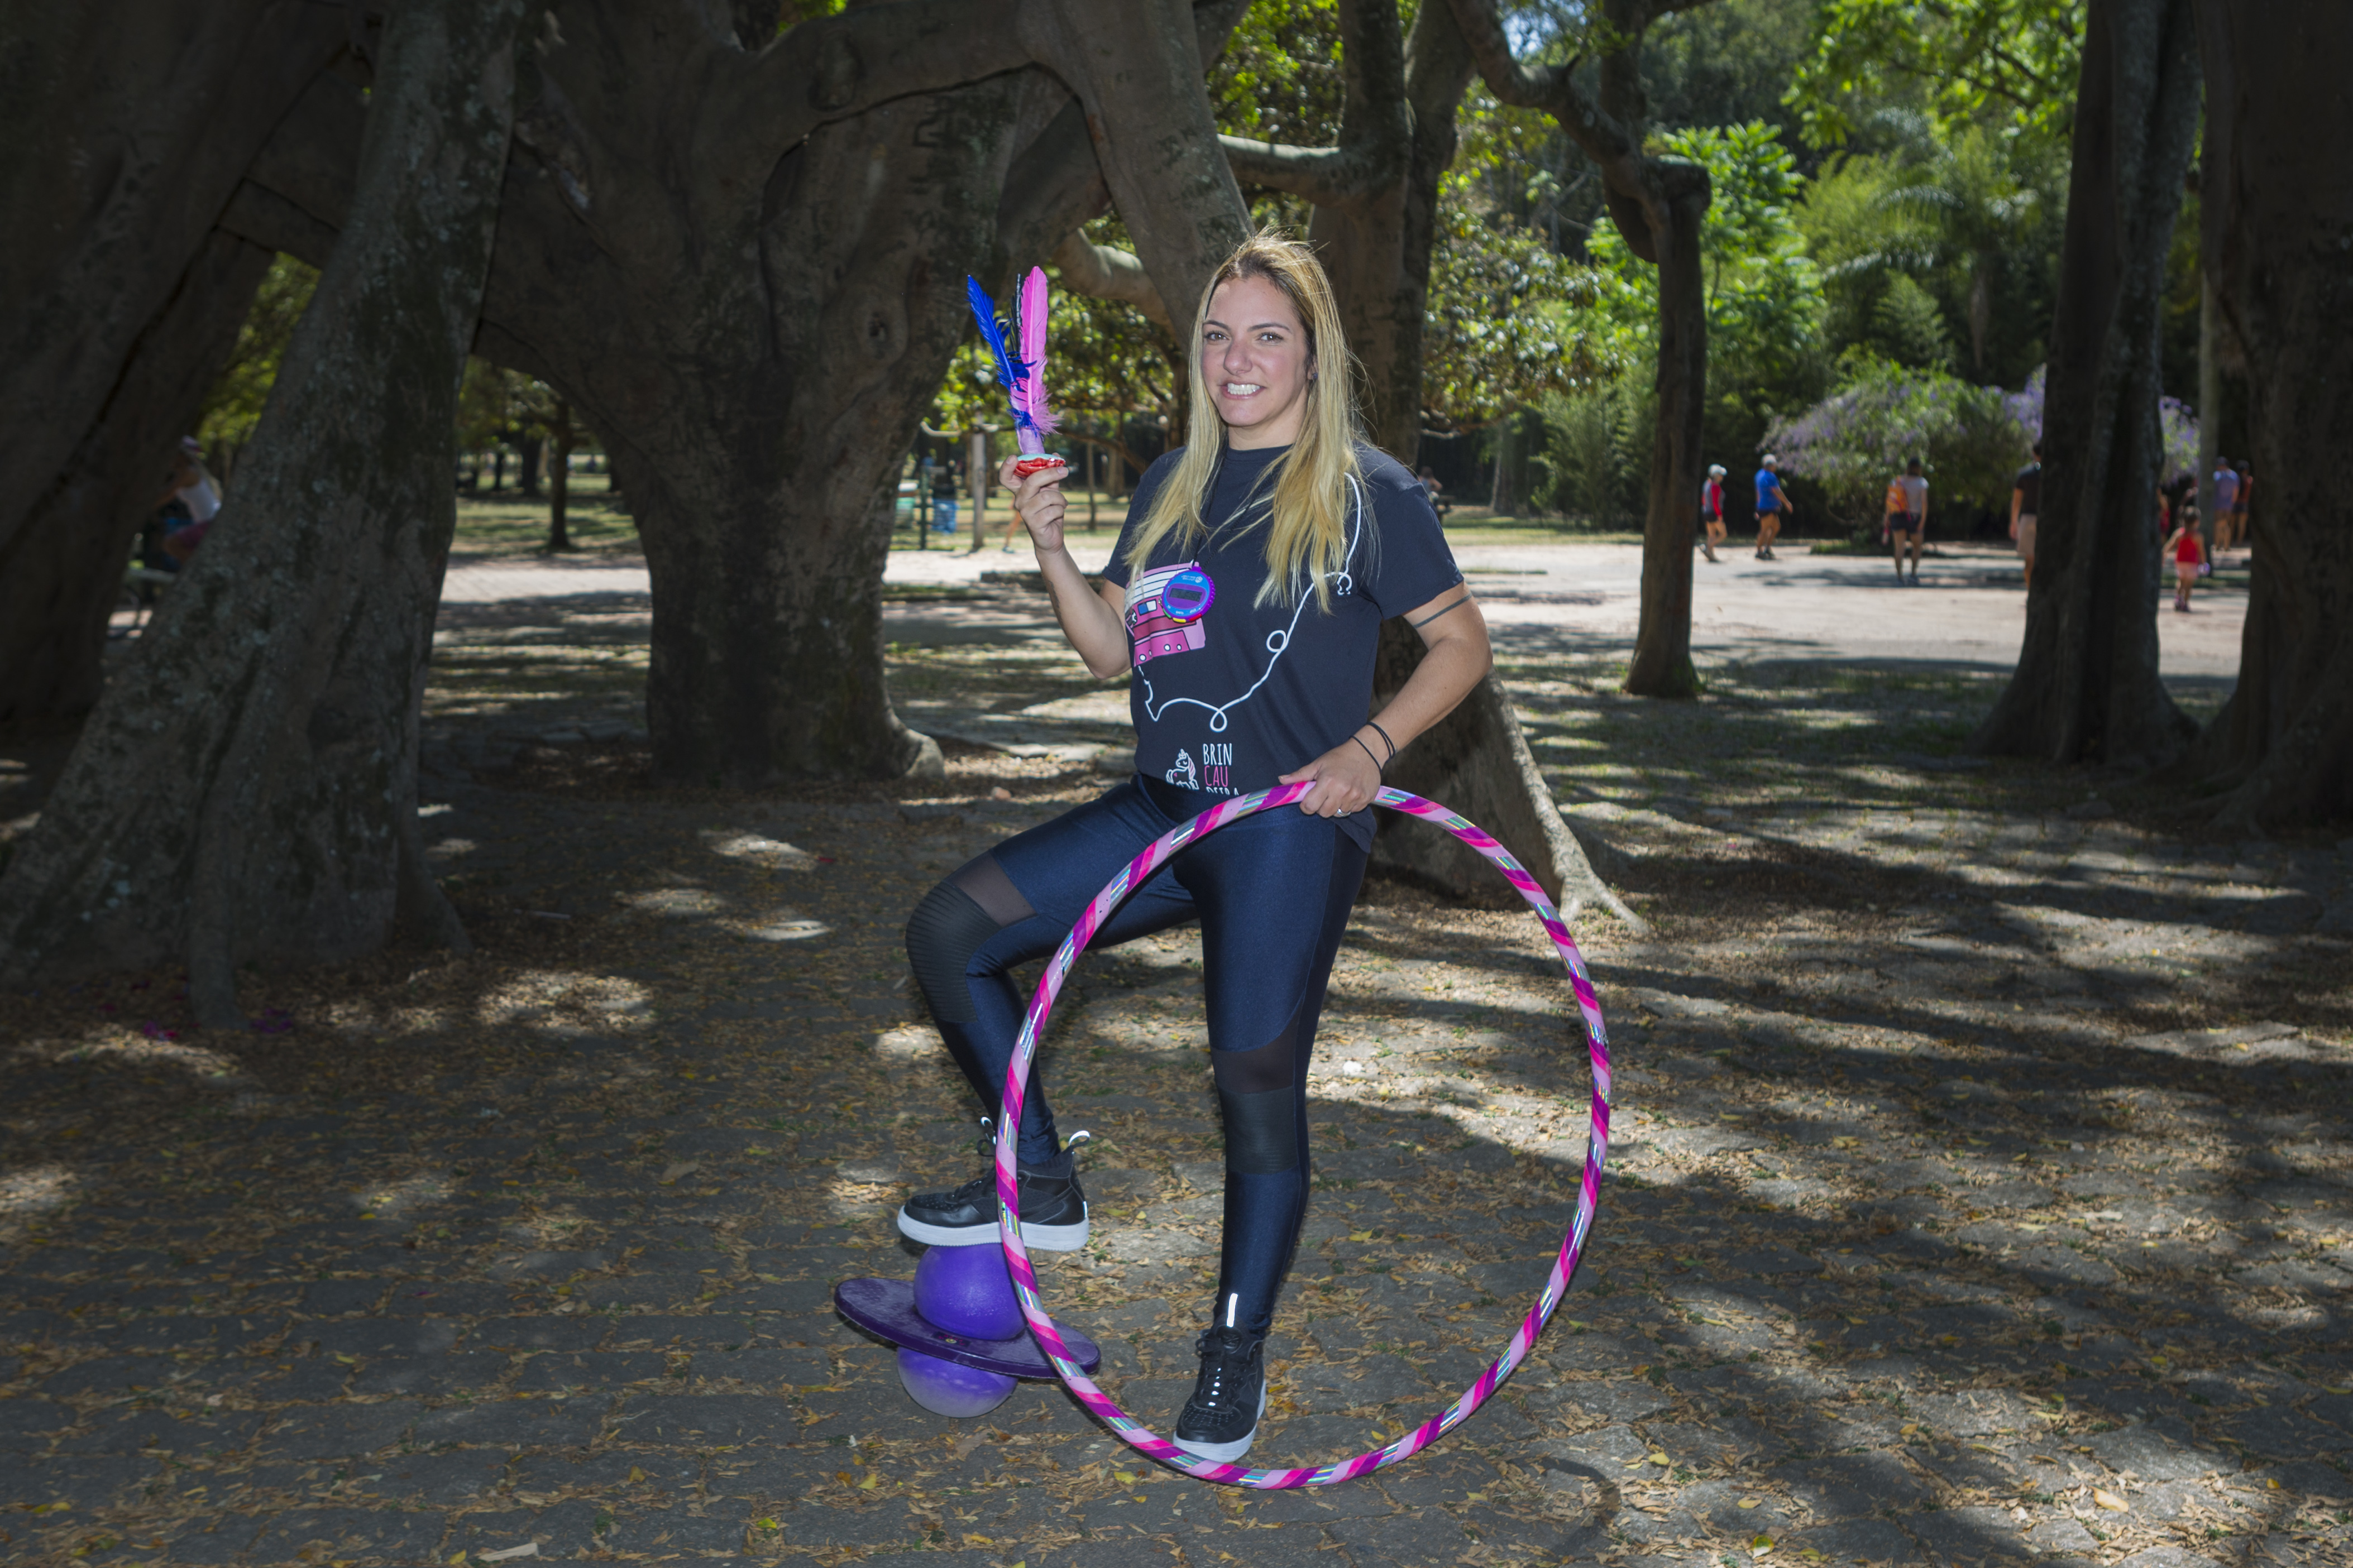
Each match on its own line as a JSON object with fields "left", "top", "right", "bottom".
{"left": 5, "top": 549, "right": 2344, "bottom": 1568}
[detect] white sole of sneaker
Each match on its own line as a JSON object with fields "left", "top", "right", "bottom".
{"left": 1173, "top": 1383, "right": 1267, "bottom": 1463}
{"left": 893, "top": 1206, "right": 1090, "bottom": 1251}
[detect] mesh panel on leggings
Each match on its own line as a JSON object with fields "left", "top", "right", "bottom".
{"left": 903, "top": 881, "right": 999, "bottom": 1024}
{"left": 1214, "top": 1026, "right": 1300, "bottom": 1175}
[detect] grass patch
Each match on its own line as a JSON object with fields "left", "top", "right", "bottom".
{"left": 455, "top": 488, "right": 639, "bottom": 558}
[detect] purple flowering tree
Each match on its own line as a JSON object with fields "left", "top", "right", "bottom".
{"left": 2006, "top": 366, "right": 2200, "bottom": 485}
{"left": 1766, "top": 359, "right": 2025, "bottom": 531}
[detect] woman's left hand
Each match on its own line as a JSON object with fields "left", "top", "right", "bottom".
{"left": 1279, "top": 736, "right": 1382, "bottom": 819}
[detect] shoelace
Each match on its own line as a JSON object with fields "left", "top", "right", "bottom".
{"left": 1190, "top": 1331, "right": 1258, "bottom": 1411}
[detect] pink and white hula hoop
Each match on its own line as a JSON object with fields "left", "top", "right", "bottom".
{"left": 992, "top": 781, "right": 1613, "bottom": 1487}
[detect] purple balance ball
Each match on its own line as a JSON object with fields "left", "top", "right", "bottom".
{"left": 912, "top": 1240, "right": 1024, "bottom": 1341}
{"left": 897, "top": 1346, "right": 1017, "bottom": 1417}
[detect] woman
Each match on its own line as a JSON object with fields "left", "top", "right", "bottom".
{"left": 158, "top": 437, "right": 223, "bottom": 563}
{"left": 1699, "top": 463, "right": 1726, "bottom": 562}
{"left": 897, "top": 235, "right": 1490, "bottom": 1461}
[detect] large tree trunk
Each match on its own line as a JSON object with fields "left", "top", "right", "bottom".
{"left": 0, "top": 232, "right": 271, "bottom": 732}
{"left": 0, "top": 0, "right": 530, "bottom": 1020}
{"left": 472, "top": 9, "right": 1056, "bottom": 785}
{"left": 1625, "top": 176, "right": 1709, "bottom": 698}
{"left": 1971, "top": 0, "right": 2200, "bottom": 768}
{"left": 547, "top": 399, "right": 574, "bottom": 552}
{"left": 1213, "top": 0, "right": 1474, "bottom": 459}
{"left": 2172, "top": 1, "right": 2353, "bottom": 826}
{"left": 226, "top": 1, "right": 1127, "bottom": 788}
{"left": 0, "top": 0, "right": 343, "bottom": 726}
{"left": 1448, "top": 0, "right": 1712, "bottom": 700}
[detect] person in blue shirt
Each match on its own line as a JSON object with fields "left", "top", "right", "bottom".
{"left": 1753, "top": 454, "right": 1789, "bottom": 560}
{"left": 898, "top": 234, "right": 1490, "bottom": 1464}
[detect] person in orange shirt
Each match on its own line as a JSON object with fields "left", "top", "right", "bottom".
{"left": 1887, "top": 459, "right": 1928, "bottom": 585}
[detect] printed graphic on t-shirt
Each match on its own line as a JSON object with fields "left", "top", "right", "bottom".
{"left": 1163, "top": 742, "right": 1236, "bottom": 793}
{"left": 1126, "top": 562, "right": 1216, "bottom": 665}
{"left": 1133, "top": 488, "right": 1361, "bottom": 750}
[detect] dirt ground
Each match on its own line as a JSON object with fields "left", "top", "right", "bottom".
{"left": 1, "top": 542, "right": 2347, "bottom": 1568}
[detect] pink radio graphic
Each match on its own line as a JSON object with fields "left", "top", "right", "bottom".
{"left": 1126, "top": 563, "right": 1216, "bottom": 666}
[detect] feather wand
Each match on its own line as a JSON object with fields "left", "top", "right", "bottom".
{"left": 1013, "top": 266, "right": 1058, "bottom": 447}
{"left": 964, "top": 271, "right": 1064, "bottom": 478}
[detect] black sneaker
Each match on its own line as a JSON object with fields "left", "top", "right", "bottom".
{"left": 1174, "top": 1326, "right": 1268, "bottom": 1462}
{"left": 896, "top": 1126, "right": 1089, "bottom": 1251}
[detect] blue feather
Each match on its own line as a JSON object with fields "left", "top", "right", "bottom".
{"left": 965, "top": 277, "right": 1024, "bottom": 403}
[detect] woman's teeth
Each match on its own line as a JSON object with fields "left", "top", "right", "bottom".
{"left": 1224, "top": 382, "right": 1262, "bottom": 396}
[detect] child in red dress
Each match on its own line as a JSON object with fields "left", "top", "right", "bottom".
{"left": 2165, "top": 505, "right": 2207, "bottom": 612}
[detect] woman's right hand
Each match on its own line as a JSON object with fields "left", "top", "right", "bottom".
{"left": 999, "top": 454, "right": 1070, "bottom": 554}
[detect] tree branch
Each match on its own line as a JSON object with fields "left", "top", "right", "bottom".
{"left": 995, "top": 97, "right": 1115, "bottom": 283}
{"left": 1445, "top": 0, "right": 1641, "bottom": 172}
{"left": 717, "top": 0, "right": 1030, "bottom": 188}
{"left": 1218, "top": 135, "right": 1398, "bottom": 204}
{"left": 1051, "top": 231, "right": 1172, "bottom": 334}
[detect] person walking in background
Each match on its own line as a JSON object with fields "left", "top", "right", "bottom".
{"left": 1889, "top": 458, "right": 1928, "bottom": 585}
{"left": 2010, "top": 441, "right": 2042, "bottom": 589}
{"left": 933, "top": 458, "right": 960, "bottom": 536}
{"left": 2209, "top": 458, "right": 2240, "bottom": 553}
{"left": 2165, "top": 505, "right": 2206, "bottom": 611}
{"left": 1699, "top": 464, "right": 1726, "bottom": 562}
{"left": 2227, "top": 458, "right": 2252, "bottom": 554}
{"left": 1753, "top": 454, "right": 1787, "bottom": 560}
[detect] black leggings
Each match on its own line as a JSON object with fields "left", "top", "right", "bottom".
{"left": 905, "top": 776, "right": 1366, "bottom": 1335}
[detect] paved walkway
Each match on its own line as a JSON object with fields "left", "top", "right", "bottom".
{"left": 439, "top": 538, "right": 2250, "bottom": 684}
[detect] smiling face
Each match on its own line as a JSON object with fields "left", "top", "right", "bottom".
{"left": 1202, "top": 274, "right": 1314, "bottom": 450}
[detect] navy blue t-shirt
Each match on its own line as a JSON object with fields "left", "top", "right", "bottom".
{"left": 1100, "top": 441, "right": 1464, "bottom": 850}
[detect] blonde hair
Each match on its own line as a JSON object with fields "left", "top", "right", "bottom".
{"left": 1121, "top": 233, "right": 1362, "bottom": 610}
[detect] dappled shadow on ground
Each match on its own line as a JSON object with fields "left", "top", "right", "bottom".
{"left": 1, "top": 593, "right": 2347, "bottom": 1567}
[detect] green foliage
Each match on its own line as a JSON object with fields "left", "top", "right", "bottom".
{"left": 456, "top": 360, "right": 557, "bottom": 453}
{"left": 1533, "top": 381, "right": 1654, "bottom": 526}
{"left": 195, "top": 256, "right": 318, "bottom": 453}
{"left": 1873, "top": 274, "right": 1953, "bottom": 368}
{"left": 1788, "top": 0, "right": 2083, "bottom": 148}
{"left": 1582, "top": 118, "right": 1827, "bottom": 414}
{"left": 1796, "top": 121, "right": 2061, "bottom": 383}
{"left": 1208, "top": 0, "right": 1342, "bottom": 145}
{"left": 1423, "top": 179, "right": 1615, "bottom": 431}
{"left": 1451, "top": 82, "right": 1594, "bottom": 257}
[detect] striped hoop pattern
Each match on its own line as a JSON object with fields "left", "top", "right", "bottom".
{"left": 992, "top": 781, "right": 1612, "bottom": 1487}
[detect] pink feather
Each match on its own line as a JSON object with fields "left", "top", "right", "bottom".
{"left": 1016, "top": 266, "right": 1058, "bottom": 442}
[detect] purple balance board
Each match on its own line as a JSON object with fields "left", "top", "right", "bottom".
{"left": 835, "top": 1277, "right": 1100, "bottom": 1378}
